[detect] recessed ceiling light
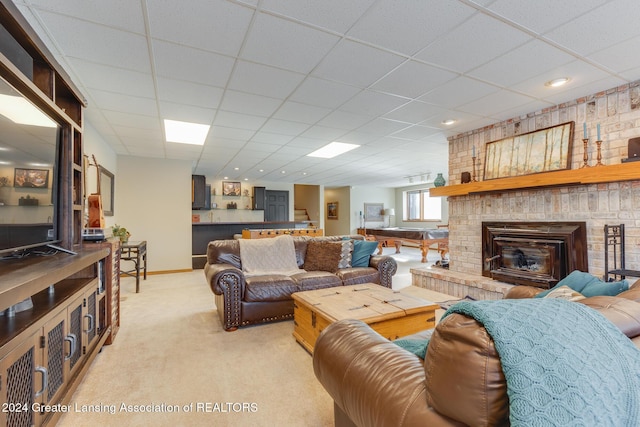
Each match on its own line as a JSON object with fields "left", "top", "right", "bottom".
{"left": 441, "top": 119, "right": 456, "bottom": 126}
{"left": 307, "top": 142, "right": 359, "bottom": 158}
{"left": 281, "top": 170, "right": 286, "bottom": 174}
{"left": 164, "top": 119, "right": 210, "bottom": 145}
{"left": 545, "top": 77, "right": 570, "bottom": 88}
{"left": 259, "top": 169, "right": 264, "bottom": 172}
{"left": 0, "top": 94, "right": 57, "bottom": 128}
{"left": 234, "top": 167, "right": 239, "bottom": 170}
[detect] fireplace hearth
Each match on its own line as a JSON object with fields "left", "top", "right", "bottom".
{"left": 482, "top": 222, "right": 588, "bottom": 289}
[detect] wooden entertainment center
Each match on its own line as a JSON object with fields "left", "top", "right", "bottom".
{"left": 0, "top": 2, "right": 119, "bottom": 426}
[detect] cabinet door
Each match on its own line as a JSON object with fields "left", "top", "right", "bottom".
{"left": 42, "top": 310, "right": 68, "bottom": 406}
{"left": 0, "top": 331, "right": 43, "bottom": 427}
{"left": 83, "top": 286, "right": 99, "bottom": 354}
{"left": 192, "top": 175, "right": 206, "bottom": 209}
{"left": 252, "top": 186, "right": 265, "bottom": 210}
{"left": 67, "top": 294, "right": 84, "bottom": 374}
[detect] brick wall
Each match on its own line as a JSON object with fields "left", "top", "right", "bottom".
{"left": 445, "top": 80, "right": 640, "bottom": 279}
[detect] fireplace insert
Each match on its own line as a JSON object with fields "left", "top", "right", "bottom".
{"left": 482, "top": 222, "right": 588, "bottom": 289}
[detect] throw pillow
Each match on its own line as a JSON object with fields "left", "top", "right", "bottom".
{"left": 535, "top": 270, "right": 628, "bottom": 299}
{"left": 303, "top": 240, "right": 352, "bottom": 273}
{"left": 351, "top": 239, "right": 379, "bottom": 267}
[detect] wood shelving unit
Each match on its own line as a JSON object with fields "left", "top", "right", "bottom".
{"left": 430, "top": 161, "right": 640, "bottom": 197}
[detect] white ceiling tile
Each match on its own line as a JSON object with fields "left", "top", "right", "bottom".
{"left": 544, "top": 0, "right": 640, "bottom": 56}
{"left": 487, "top": 0, "right": 607, "bottom": 34}
{"left": 588, "top": 36, "right": 640, "bottom": 74}
{"left": 28, "top": 0, "right": 146, "bottom": 33}
{"left": 289, "top": 77, "right": 361, "bottom": 109}
{"left": 228, "top": 61, "right": 305, "bottom": 99}
{"left": 34, "top": 11, "right": 151, "bottom": 73}
{"left": 214, "top": 111, "right": 267, "bottom": 131}
{"left": 383, "top": 101, "right": 446, "bottom": 124}
{"left": 540, "top": 76, "right": 628, "bottom": 106}
{"left": 317, "top": 110, "right": 373, "bottom": 130}
{"left": 209, "top": 126, "right": 256, "bottom": 141}
{"left": 219, "top": 90, "right": 283, "bottom": 117}
{"left": 101, "top": 110, "right": 161, "bottom": 130}
{"left": 511, "top": 60, "right": 611, "bottom": 99}
{"left": 90, "top": 90, "right": 158, "bottom": 116}
{"left": 156, "top": 77, "right": 223, "bottom": 110}
{"left": 312, "top": 39, "right": 405, "bottom": 88}
{"left": 418, "top": 76, "right": 499, "bottom": 109}
{"left": 68, "top": 59, "right": 155, "bottom": 98}
{"left": 17, "top": 0, "right": 640, "bottom": 188}
{"left": 340, "top": 90, "right": 409, "bottom": 116}
{"left": 355, "top": 118, "right": 411, "bottom": 135}
{"left": 153, "top": 40, "right": 235, "bottom": 87}
{"left": 299, "top": 126, "right": 346, "bottom": 141}
{"left": 467, "top": 39, "right": 575, "bottom": 87}
{"left": 241, "top": 12, "right": 339, "bottom": 73}
{"left": 259, "top": 119, "right": 310, "bottom": 136}
{"left": 457, "top": 89, "right": 538, "bottom": 117}
{"left": 415, "top": 13, "right": 532, "bottom": 74}
{"left": 347, "top": 0, "right": 475, "bottom": 55}
{"left": 260, "top": 0, "right": 375, "bottom": 33}
{"left": 371, "top": 60, "right": 458, "bottom": 99}
{"left": 390, "top": 125, "right": 441, "bottom": 141}
{"left": 146, "top": 0, "right": 254, "bottom": 56}
{"left": 273, "top": 101, "right": 332, "bottom": 124}
{"left": 158, "top": 101, "right": 215, "bottom": 125}
{"left": 250, "top": 132, "right": 292, "bottom": 146}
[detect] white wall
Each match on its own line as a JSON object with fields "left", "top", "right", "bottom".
{"left": 83, "top": 122, "right": 118, "bottom": 228}
{"left": 349, "top": 186, "right": 396, "bottom": 232}
{"left": 117, "top": 155, "right": 192, "bottom": 272}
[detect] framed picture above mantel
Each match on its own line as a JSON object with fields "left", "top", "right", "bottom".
{"left": 222, "top": 181, "right": 241, "bottom": 196}
{"left": 483, "top": 121, "right": 574, "bottom": 180}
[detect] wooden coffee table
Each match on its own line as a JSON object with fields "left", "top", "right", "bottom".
{"left": 292, "top": 284, "right": 439, "bottom": 353}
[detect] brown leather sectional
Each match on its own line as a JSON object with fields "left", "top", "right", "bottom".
{"left": 204, "top": 235, "right": 397, "bottom": 331}
{"left": 313, "top": 281, "right": 640, "bottom": 426}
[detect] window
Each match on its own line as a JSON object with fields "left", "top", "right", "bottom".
{"left": 405, "top": 189, "right": 442, "bottom": 221}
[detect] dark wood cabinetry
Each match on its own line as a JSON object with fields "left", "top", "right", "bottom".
{"left": 252, "top": 186, "right": 266, "bottom": 210}
{"left": 192, "top": 175, "right": 206, "bottom": 209}
{"left": 0, "top": 250, "right": 110, "bottom": 427}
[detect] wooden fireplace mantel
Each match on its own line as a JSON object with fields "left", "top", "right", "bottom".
{"left": 430, "top": 161, "right": 640, "bottom": 197}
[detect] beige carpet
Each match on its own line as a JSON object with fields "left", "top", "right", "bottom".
{"left": 57, "top": 246, "right": 453, "bottom": 427}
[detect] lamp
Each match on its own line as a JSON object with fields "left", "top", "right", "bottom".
{"left": 383, "top": 208, "right": 395, "bottom": 227}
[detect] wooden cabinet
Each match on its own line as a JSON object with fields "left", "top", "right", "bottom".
{"left": 192, "top": 175, "right": 206, "bottom": 209}
{"left": 252, "top": 186, "right": 266, "bottom": 210}
{"left": 91, "top": 238, "right": 120, "bottom": 345}
{"left": 0, "top": 250, "right": 110, "bottom": 427}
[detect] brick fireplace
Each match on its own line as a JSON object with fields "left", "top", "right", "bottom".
{"left": 412, "top": 80, "right": 640, "bottom": 300}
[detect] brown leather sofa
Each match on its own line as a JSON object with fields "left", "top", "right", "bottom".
{"left": 313, "top": 282, "right": 640, "bottom": 426}
{"left": 204, "top": 235, "right": 397, "bottom": 331}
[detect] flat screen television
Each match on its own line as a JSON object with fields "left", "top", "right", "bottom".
{"left": 0, "top": 75, "right": 61, "bottom": 256}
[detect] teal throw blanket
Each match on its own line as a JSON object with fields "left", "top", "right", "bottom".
{"left": 444, "top": 299, "right": 640, "bottom": 426}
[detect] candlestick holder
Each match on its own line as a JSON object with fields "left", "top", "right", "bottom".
{"left": 580, "top": 138, "right": 591, "bottom": 168}
{"left": 471, "top": 156, "right": 478, "bottom": 182}
{"left": 595, "top": 140, "right": 604, "bottom": 166}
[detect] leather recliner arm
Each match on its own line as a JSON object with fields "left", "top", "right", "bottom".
{"left": 313, "top": 319, "right": 460, "bottom": 427}
{"left": 204, "top": 263, "right": 245, "bottom": 330}
{"left": 368, "top": 255, "right": 397, "bottom": 288}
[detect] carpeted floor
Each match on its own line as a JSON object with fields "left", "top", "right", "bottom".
{"left": 56, "top": 246, "right": 454, "bottom": 426}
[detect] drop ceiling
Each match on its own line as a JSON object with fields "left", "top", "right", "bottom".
{"left": 10, "top": 0, "right": 640, "bottom": 187}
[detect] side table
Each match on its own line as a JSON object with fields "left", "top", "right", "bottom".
{"left": 120, "top": 240, "right": 147, "bottom": 293}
